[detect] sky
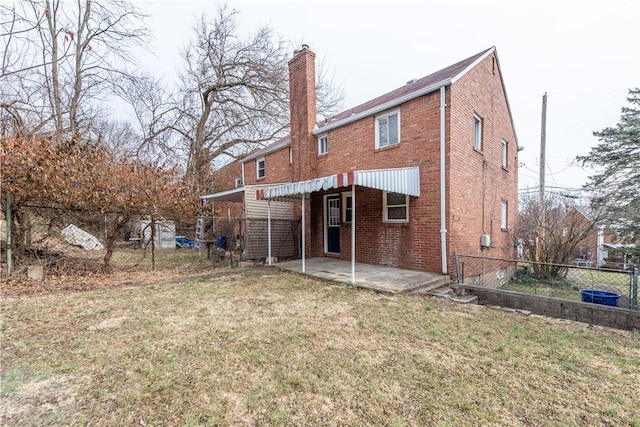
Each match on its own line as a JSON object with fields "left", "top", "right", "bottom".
{"left": 138, "top": 0, "right": 640, "bottom": 193}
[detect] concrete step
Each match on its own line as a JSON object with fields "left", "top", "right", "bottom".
{"left": 421, "top": 285, "right": 478, "bottom": 305}
{"left": 450, "top": 295, "right": 478, "bottom": 304}
{"left": 410, "top": 276, "right": 451, "bottom": 294}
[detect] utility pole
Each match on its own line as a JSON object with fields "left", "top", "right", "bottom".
{"left": 536, "top": 93, "right": 547, "bottom": 263}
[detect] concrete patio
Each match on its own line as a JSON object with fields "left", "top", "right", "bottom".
{"left": 275, "top": 257, "right": 449, "bottom": 294}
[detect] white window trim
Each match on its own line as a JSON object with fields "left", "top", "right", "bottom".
{"left": 501, "top": 200, "right": 508, "bottom": 230}
{"left": 473, "top": 113, "right": 483, "bottom": 151}
{"left": 374, "top": 109, "right": 401, "bottom": 149}
{"left": 318, "top": 134, "right": 328, "bottom": 155}
{"left": 342, "top": 192, "right": 352, "bottom": 223}
{"left": 383, "top": 191, "right": 409, "bottom": 223}
{"left": 256, "top": 157, "right": 265, "bottom": 179}
{"left": 501, "top": 138, "right": 508, "bottom": 169}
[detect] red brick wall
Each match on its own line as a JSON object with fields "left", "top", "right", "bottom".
{"left": 301, "top": 91, "right": 443, "bottom": 272}
{"left": 304, "top": 52, "right": 518, "bottom": 274}
{"left": 447, "top": 52, "right": 519, "bottom": 272}
{"left": 243, "top": 147, "right": 293, "bottom": 186}
{"left": 217, "top": 50, "right": 518, "bottom": 275}
{"left": 289, "top": 47, "right": 317, "bottom": 182}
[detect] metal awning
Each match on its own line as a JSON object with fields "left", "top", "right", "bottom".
{"left": 201, "top": 187, "right": 245, "bottom": 203}
{"left": 603, "top": 243, "right": 637, "bottom": 250}
{"left": 260, "top": 166, "right": 420, "bottom": 201}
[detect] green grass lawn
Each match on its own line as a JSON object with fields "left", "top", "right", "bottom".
{"left": 1, "top": 270, "right": 639, "bottom": 426}
{"left": 577, "top": 269, "right": 632, "bottom": 286}
{"left": 110, "top": 248, "right": 211, "bottom": 269}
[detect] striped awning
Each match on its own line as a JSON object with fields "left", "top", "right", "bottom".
{"left": 257, "top": 166, "right": 420, "bottom": 201}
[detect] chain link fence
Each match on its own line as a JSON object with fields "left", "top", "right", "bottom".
{"left": 2, "top": 208, "right": 301, "bottom": 280}
{"left": 453, "top": 252, "right": 638, "bottom": 310}
{"left": 1, "top": 207, "right": 217, "bottom": 279}
{"left": 196, "top": 216, "right": 299, "bottom": 261}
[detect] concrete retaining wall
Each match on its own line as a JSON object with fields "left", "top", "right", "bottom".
{"left": 460, "top": 285, "right": 640, "bottom": 331}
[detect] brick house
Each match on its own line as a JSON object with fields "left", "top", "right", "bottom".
{"left": 203, "top": 46, "right": 519, "bottom": 278}
{"left": 558, "top": 208, "right": 638, "bottom": 268}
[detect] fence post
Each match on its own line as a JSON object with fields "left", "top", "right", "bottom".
{"left": 632, "top": 267, "right": 638, "bottom": 310}
{"left": 6, "top": 193, "right": 12, "bottom": 277}
{"left": 454, "top": 250, "right": 461, "bottom": 284}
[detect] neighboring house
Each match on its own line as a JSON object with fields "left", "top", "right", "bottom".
{"left": 557, "top": 207, "right": 600, "bottom": 266}
{"left": 558, "top": 207, "right": 638, "bottom": 268}
{"left": 203, "top": 45, "right": 519, "bottom": 276}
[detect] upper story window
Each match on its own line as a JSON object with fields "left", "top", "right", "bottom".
{"left": 501, "top": 200, "right": 508, "bottom": 230}
{"left": 383, "top": 191, "right": 408, "bottom": 223}
{"left": 501, "top": 139, "right": 508, "bottom": 169}
{"left": 375, "top": 110, "right": 400, "bottom": 149}
{"left": 318, "top": 135, "right": 328, "bottom": 155}
{"left": 473, "top": 113, "right": 483, "bottom": 151}
{"left": 256, "top": 157, "right": 265, "bottom": 179}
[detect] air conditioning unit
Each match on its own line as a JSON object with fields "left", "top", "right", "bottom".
{"left": 234, "top": 178, "right": 243, "bottom": 188}
{"left": 480, "top": 234, "right": 491, "bottom": 248}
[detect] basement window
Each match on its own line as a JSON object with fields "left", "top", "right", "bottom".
{"left": 383, "top": 191, "right": 408, "bottom": 223}
{"left": 375, "top": 110, "right": 400, "bottom": 149}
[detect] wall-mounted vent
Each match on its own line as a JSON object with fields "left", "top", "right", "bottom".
{"left": 480, "top": 234, "right": 491, "bottom": 248}
{"left": 234, "top": 178, "right": 244, "bottom": 188}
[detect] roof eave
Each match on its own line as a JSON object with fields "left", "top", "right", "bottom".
{"left": 241, "top": 140, "right": 292, "bottom": 163}
{"left": 450, "top": 46, "right": 496, "bottom": 84}
{"left": 313, "top": 78, "right": 452, "bottom": 135}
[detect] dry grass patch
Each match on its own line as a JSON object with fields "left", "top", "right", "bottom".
{"left": 1, "top": 269, "right": 639, "bottom": 426}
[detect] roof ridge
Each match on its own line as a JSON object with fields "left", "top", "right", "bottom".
{"left": 318, "top": 47, "right": 495, "bottom": 129}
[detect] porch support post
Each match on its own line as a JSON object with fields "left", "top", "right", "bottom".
{"left": 351, "top": 183, "right": 355, "bottom": 284}
{"left": 301, "top": 194, "right": 306, "bottom": 273}
{"left": 267, "top": 200, "right": 272, "bottom": 265}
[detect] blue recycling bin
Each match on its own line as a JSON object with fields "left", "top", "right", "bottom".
{"left": 175, "top": 236, "right": 194, "bottom": 248}
{"left": 579, "top": 289, "right": 621, "bottom": 307}
{"left": 216, "top": 235, "right": 228, "bottom": 249}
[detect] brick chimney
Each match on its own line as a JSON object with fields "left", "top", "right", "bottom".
{"left": 288, "top": 44, "right": 317, "bottom": 181}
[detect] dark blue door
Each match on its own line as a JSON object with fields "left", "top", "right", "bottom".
{"left": 326, "top": 196, "right": 340, "bottom": 253}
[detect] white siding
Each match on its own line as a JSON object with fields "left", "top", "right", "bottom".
{"left": 244, "top": 184, "right": 293, "bottom": 219}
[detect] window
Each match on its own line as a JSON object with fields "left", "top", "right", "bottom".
{"left": 383, "top": 191, "right": 408, "bottom": 222}
{"left": 562, "top": 227, "right": 568, "bottom": 237}
{"left": 375, "top": 110, "right": 400, "bottom": 148}
{"left": 342, "top": 192, "right": 353, "bottom": 223}
{"left": 501, "top": 139, "right": 508, "bottom": 169}
{"left": 501, "top": 200, "right": 508, "bottom": 230}
{"left": 256, "top": 157, "right": 265, "bottom": 179}
{"left": 473, "top": 114, "right": 483, "bottom": 150}
{"left": 318, "top": 135, "right": 328, "bottom": 154}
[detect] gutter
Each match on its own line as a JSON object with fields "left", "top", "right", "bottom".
{"left": 313, "top": 79, "right": 452, "bottom": 135}
{"left": 440, "top": 85, "right": 448, "bottom": 275}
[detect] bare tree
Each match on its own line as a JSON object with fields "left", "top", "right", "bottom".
{"left": 517, "top": 192, "right": 604, "bottom": 278}
{"left": 175, "top": 6, "right": 291, "bottom": 194}
{"left": 124, "top": 5, "right": 344, "bottom": 195}
{"left": 0, "top": 0, "right": 149, "bottom": 141}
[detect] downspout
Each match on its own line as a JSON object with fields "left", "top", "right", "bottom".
{"left": 351, "top": 183, "right": 356, "bottom": 284}
{"left": 439, "top": 85, "right": 448, "bottom": 275}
